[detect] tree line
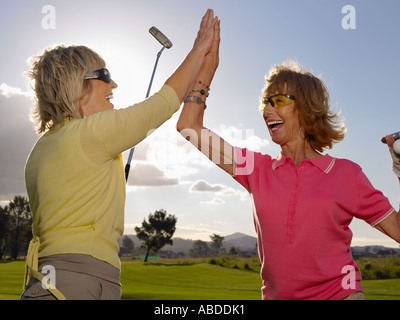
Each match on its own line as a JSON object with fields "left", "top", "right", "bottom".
{"left": 189, "top": 234, "right": 228, "bottom": 257}
{"left": 0, "top": 196, "right": 32, "bottom": 260}
{"left": 0, "top": 195, "right": 237, "bottom": 262}
{"left": 0, "top": 196, "right": 179, "bottom": 262}
{"left": 122, "top": 232, "right": 233, "bottom": 260}
{"left": 123, "top": 209, "right": 231, "bottom": 261}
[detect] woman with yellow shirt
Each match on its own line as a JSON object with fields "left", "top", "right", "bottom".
{"left": 21, "top": 9, "right": 219, "bottom": 300}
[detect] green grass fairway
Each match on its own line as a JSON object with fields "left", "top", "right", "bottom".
{"left": 1, "top": 260, "right": 399, "bottom": 300}
{"left": 0, "top": 260, "right": 25, "bottom": 300}
{"left": 121, "top": 262, "right": 261, "bottom": 300}
{"left": 362, "top": 279, "right": 400, "bottom": 300}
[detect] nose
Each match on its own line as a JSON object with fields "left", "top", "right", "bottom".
{"left": 110, "top": 79, "right": 118, "bottom": 89}
{"left": 263, "top": 102, "right": 275, "bottom": 120}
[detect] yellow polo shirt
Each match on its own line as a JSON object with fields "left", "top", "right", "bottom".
{"left": 24, "top": 85, "right": 180, "bottom": 285}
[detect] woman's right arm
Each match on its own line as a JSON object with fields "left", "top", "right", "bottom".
{"left": 176, "top": 18, "right": 235, "bottom": 176}
{"left": 85, "top": 10, "right": 219, "bottom": 158}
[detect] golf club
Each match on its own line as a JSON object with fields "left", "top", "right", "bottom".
{"left": 125, "top": 27, "right": 173, "bottom": 181}
{"left": 381, "top": 131, "right": 400, "bottom": 144}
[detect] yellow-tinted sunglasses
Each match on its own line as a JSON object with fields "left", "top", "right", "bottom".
{"left": 260, "top": 94, "right": 295, "bottom": 111}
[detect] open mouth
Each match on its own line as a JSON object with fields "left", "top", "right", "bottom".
{"left": 267, "top": 120, "right": 284, "bottom": 132}
{"left": 106, "top": 94, "right": 113, "bottom": 103}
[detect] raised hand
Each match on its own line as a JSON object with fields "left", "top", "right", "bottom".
{"left": 193, "top": 9, "right": 219, "bottom": 56}
{"left": 196, "top": 16, "right": 220, "bottom": 89}
{"left": 164, "top": 9, "right": 218, "bottom": 103}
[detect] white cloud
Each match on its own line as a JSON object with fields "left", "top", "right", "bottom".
{"left": 163, "top": 225, "right": 223, "bottom": 241}
{"left": 139, "top": 122, "right": 214, "bottom": 169}
{"left": 131, "top": 121, "right": 270, "bottom": 171}
{"left": 123, "top": 223, "right": 140, "bottom": 235}
{"left": 200, "top": 197, "right": 226, "bottom": 205}
{"left": 0, "top": 86, "right": 37, "bottom": 200}
{"left": 189, "top": 179, "right": 235, "bottom": 195}
{"left": 0, "top": 200, "right": 11, "bottom": 207}
{"left": 127, "top": 162, "right": 179, "bottom": 187}
{"left": 123, "top": 223, "right": 222, "bottom": 241}
{"left": 0, "top": 83, "right": 32, "bottom": 98}
{"left": 122, "top": 120, "right": 272, "bottom": 193}
{"left": 0, "top": 84, "right": 256, "bottom": 204}
{"left": 215, "top": 124, "right": 270, "bottom": 150}
{"left": 351, "top": 237, "right": 399, "bottom": 248}
{"left": 189, "top": 179, "right": 249, "bottom": 202}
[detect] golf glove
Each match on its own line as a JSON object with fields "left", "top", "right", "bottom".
{"left": 389, "top": 145, "right": 400, "bottom": 177}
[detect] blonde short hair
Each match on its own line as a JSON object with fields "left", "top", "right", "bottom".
{"left": 27, "top": 45, "right": 105, "bottom": 133}
{"left": 262, "top": 60, "right": 346, "bottom": 152}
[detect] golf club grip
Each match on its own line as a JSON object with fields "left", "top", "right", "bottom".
{"left": 381, "top": 131, "right": 400, "bottom": 144}
{"left": 125, "top": 163, "right": 130, "bottom": 181}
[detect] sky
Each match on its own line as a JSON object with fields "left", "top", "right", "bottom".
{"left": 0, "top": 0, "right": 399, "bottom": 247}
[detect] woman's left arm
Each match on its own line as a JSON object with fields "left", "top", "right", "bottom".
{"left": 375, "top": 210, "right": 400, "bottom": 243}
{"left": 375, "top": 135, "right": 400, "bottom": 243}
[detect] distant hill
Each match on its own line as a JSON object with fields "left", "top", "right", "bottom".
{"left": 120, "top": 232, "right": 257, "bottom": 255}
{"left": 121, "top": 233, "right": 399, "bottom": 258}
{"left": 351, "top": 246, "right": 400, "bottom": 258}
{"left": 223, "top": 232, "right": 257, "bottom": 251}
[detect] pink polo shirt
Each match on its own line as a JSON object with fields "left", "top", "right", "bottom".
{"left": 233, "top": 147, "right": 394, "bottom": 300}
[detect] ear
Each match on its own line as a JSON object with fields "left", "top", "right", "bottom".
{"left": 79, "top": 81, "right": 93, "bottom": 118}
{"left": 79, "top": 95, "right": 89, "bottom": 118}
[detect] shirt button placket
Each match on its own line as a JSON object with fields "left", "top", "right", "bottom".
{"left": 286, "top": 166, "right": 300, "bottom": 243}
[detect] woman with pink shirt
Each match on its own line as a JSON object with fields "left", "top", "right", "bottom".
{"left": 177, "top": 21, "right": 400, "bottom": 300}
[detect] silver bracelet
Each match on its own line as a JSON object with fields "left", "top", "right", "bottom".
{"left": 184, "top": 95, "right": 204, "bottom": 104}
{"left": 184, "top": 95, "right": 207, "bottom": 109}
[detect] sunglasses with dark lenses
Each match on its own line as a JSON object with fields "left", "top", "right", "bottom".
{"left": 84, "top": 68, "right": 112, "bottom": 83}
{"left": 261, "top": 94, "right": 295, "bottom": 111}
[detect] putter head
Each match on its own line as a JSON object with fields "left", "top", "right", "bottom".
{"left": 149, "top": 26, "right": 173, "bottom": 49}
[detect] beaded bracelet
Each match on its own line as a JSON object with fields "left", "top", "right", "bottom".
{"left": 191, "top": 88, "right": 210, "bottom": 97}
{"left": 195, "top": 81, "right": 210, "bottom": 90}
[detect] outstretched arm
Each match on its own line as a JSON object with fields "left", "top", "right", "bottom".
{"left": 374, "top": 135, "right": 400, "bottom": 243}
{"left": 176, "top": 19, "right": 235, "bottom": 176}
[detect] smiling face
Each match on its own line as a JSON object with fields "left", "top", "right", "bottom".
{"left": 262, "top": 61, "right": 346, "bottom": 153}
{"left": 263, "top": 92, "right": 304, "bottom": 147}
{"left": 80, "top": 76, "right": 118, "bottom": 117}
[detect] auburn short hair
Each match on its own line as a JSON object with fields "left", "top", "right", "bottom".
{"left": 262, "top": 60, "right": 346, "bottom": 152}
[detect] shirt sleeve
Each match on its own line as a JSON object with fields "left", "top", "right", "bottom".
{"left": 232, "top": 146, "right": 270, "bottom": 193}
{"left": 85, "top": 84, "right": 180, "bottom": 158}
{"left": 352, "top": 169, "right": 395, "bottom": 226}
{"left": 232, "top": 147, "right": 254, "bottom": 191}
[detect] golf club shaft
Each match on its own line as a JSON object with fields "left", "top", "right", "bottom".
{"left": 146, "top": 46, "right": 165, "bottom": 98}
{"left": 125, "top": 47, "right": 166, "bottom": 181}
